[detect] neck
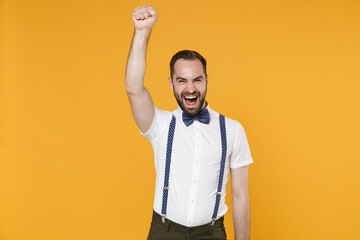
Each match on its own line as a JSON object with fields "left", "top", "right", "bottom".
{"left": 201, "top": 101, "right": 208, "bottom": 111}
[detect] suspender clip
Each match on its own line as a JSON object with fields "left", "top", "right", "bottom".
{"left": 161, "top": 215, "right": 166, "bottom": 223}
{"left": 211, "top": 218, "right": 215, "bottom": 226}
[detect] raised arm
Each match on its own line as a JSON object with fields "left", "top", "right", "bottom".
{"left": 125, "top": 5, "right": 158, "bottom": 133}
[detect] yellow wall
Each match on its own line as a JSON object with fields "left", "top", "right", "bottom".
{"left": 1, "top": 0, "right": 360, "bottom": 239}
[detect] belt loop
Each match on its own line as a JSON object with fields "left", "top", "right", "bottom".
{"left": 164, "top": 218, "right": 171, "bottom": 232}
{"left": 208, "top": 222, "right": 213, "bottom": 236}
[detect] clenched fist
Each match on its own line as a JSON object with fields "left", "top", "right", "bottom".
{"left": 132, "top": 5, "right": 158, "bottom": 30}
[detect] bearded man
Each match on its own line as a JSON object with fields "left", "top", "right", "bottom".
{"left": 125, "top": 5, "right": 254, "bottom": 240}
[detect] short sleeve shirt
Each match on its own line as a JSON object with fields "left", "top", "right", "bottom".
{"left": 141, "top": 105, "right": 253, "bottom": 227}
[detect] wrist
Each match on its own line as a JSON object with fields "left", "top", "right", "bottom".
{"left": 134, "top": 28, "right": 152, "bottom": 38}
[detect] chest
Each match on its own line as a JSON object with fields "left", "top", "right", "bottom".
{"left": 159, "top": 119, "right": 232, "bottom": 177}
{"left": 173, "top": 123, "right": 222, "bottom": 166}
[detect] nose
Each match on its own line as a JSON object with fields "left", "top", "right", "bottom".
{"left": 185, "top": 82, "right": 196, "bottom": 93}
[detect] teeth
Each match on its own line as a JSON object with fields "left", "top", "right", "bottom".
{"left": 185, "top": 96, "right": 197, "bottom": 99}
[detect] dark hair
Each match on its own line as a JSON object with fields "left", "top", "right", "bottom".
{"left": 170, "top": 50, "right": 207, "bottom": 78}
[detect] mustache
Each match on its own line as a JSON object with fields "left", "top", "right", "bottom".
{"left": 181, "top": 91, "right": 201, "bottom": 98}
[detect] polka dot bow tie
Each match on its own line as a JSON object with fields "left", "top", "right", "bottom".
{"left": 182, "top": 108, "right": 210, "bottom": 127}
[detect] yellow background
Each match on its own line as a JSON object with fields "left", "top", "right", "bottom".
{"left": 1, "top": 0, "right": 360, "bottom": 239}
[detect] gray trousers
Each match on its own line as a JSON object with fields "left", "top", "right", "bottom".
{"left": 147, "top": 210, "right": 227, "bottom": 240}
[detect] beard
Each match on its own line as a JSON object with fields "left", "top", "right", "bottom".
{"left": 173, "top": 87, "right": 207, "bottom": 117}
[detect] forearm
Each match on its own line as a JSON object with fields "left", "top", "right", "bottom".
{"left": 125, "top": 28, "right": 151, "bottom": 94}
{"left": 232, "top": 197, "right": 251, "bottom": 240}
{"left": 125, "top": 5, "right": 157, "bottom": 133}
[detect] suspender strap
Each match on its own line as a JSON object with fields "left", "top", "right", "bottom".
{"left": 160, "top": 114, "right": 227, "bottom": 224}
{"left": 211, "top": 114, "right": 227, "bottom": 221}
{"left": 161, "top": 116, "right": 176, "bottom": 222}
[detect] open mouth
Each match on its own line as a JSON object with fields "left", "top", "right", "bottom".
{"left": 184, "top": 95, "right": 198, "bottom": 107}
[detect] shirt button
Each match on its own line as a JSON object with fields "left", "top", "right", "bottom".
{"left": 191, "top": 200, "right": 194, "bottom": 203}
{"left": 188, "top": 221, "right": 191, "bottom": 224}
{"left": 196, "top": 161, "right": 199, "bottom": 165}
{"left": 193, "top": 179, "right": 196, "bottom": 183}
{"left": 196, "top": 144, "right": 200, "bottom": 147}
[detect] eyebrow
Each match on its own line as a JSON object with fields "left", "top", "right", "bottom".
{"left": 175, "top": 75, "right": 203, "bottom": 81}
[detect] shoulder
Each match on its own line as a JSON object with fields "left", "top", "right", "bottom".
{"left": 226, "top": 116, "right": 245, "bottom": 134}
{"left": 224, "top": 116, "right": 246, "bottom": 145}
{"left": 209, "top": 108, "right": 244, "bottom": 131}
{"left": 140, "top": 107, "right": 174, "bottom": 141}
{"left": 155, "top": 106, "right": 173, "bottom": 120}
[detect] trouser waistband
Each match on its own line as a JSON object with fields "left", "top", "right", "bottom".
{"left": 151, "top": 210, "right": 224, "bottom": 235}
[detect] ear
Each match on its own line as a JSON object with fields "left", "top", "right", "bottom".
{"left": 206, "top": 74, "right": 209, "bottom": 85}
{"left": 168, "top": 76, "right": 173, "bottom": 90}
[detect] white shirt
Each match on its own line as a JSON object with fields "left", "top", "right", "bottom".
{"left": 141, "top": 104, "right": 253, "bottom": 227}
